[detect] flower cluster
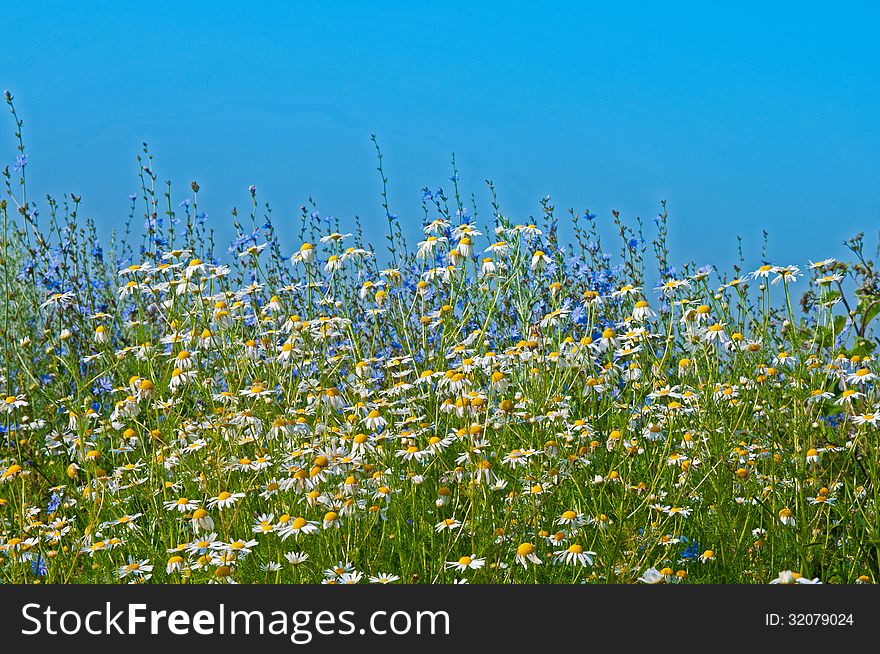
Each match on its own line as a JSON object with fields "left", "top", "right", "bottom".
{"left": 1, "top": 127, "right": 878, "bottom": 584}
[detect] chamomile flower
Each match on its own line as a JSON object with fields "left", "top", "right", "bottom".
{"left": 118, "top": 558, "right": 153, "bottom": 579}
{"left": 186, "top": 534, "right": 220, "bottom": 555}
{"left": 846, "top": 368, "right": 876, "bottom": 385}
{"left": 364, "top": 409, "right": 386, "bottom": 431}
{"left": 207, "top": 490, "right": 246, "bottom": 509}
{"left": 435, "top": 517, "right": 464, "bottom": 532}
{"left": 638, "top": 567, "right": 665, "bottom": 584}
{"left": 770, "top": 571, "right": 820, "bottom": 584}
{"left": 2, "top": 395, "right": 28, "bottom": 413}
{"left": 553, "top": 544, "right": 595, "bottom": 567}
{"left": 750, "top": 264, "right": 775, "bottom": 279}
{"left": 285, "top": 552, "right": 310, "bottom": 565}
{"left": 632, "top": 300, "right": 657, "bottom": 321}
{"left": 557, "top": 510, "right": 586, "bottom": 527}
{"left": 531, "top": 250, "right": 551, "bottom": 270}
{"left": 445, "top": 555, "right": 486, "bottom": 572}
{"left": 278, "top": 517, "right": 320, "bottom": 540}
{"left": 225, "top": 539, "right": 259, "bottom": 555}
{"left": 322, "top": 511, "right": 341, "bottom": 529}
{"left": 778, "top": 508, "right": 796, "bottom": 526}
{"left": 165, "top": 497, "right": 199, "bottom": 513}
{"left": 852, "top": 411, "right": 880, "bottom": 427}
{"left": 514, "top": 542, "right": 542, "bottom": 568}
{"left": 771, "top": 265, "right": 801, "bottom": 285}
{"left": 252, "top": 513, "right": 276, "bottom": 535}
{"left": 166, "top": 555, "right": 188, "bottom": 574}
{"left": 292, "top": 242, "right": 316, "bottom": 264}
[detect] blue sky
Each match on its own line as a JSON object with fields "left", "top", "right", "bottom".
{"left": 3, "top": 2, "right": 879, "bottom": 272}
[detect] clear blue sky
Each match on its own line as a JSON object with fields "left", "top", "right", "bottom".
{"left": 3, "top": 1, "right": 879, "bottom": 272}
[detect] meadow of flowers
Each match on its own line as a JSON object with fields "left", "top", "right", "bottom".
{"left": 2, "top": 93, "right": 880, "bottom": 585}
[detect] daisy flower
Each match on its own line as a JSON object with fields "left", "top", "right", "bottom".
{"left": 531, "top": 250, "right": 551, "bottom": 270}
{"left": 435, "top": 517, "right": 464, "bottom": 532}
{"left": 191, "top": 508, "right": 215, "bottom": 533}
{"left": 1, "top": 395, "right": 28, "bottom": 413}
{"left": 445, "top": 555, "right": 486, "bottom": 572}
{"left": 118, "top": 558, "right": 153, "bottom": 579}
{"left": 638, "top": 567, "right": 665, "bottom": 584}
{"left": 292, "top": 242, "right": 316, "bottom": 264}
{"left": 514, "top": 542, "right": 542, "bottom": 568}
{"left": 165, "top": 497, "right": 199, "bottom": 513}
{"left": 557, "top": 510, "right": 586, "bottom": 527}
{"left": 285, "top": 552, "right": 310, "bottom": 565}
{"left": 207, "top": 490, "right": 246, "bottom": 509}
{"left": 553, "top": 544, "right": 596, "bottom": 567}
{"left": 278, "top": 517, "right": 320, "bottom": 541}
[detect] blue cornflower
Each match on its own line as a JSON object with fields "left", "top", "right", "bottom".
{"left": 47, "top": 492, "right": 61, "bottom": 513}
{"left": 92, "top": 376, "right": 113, "bottom": 395}
{"left": 681, "top": 539, "right": 700, "bottom": 560}
{"left": 821, "top": 414, "right": 844, "bottom": 429}
{"left": 16, "top": 259, "right": 36, "bottom": 283}
{"left": 569, "top": 304, "right": 589, "bottom": 325}
{"left": 228, "top": 230, "right": 259, "bottom": 253}
{"left": 31, "top": 556, "right": 48, "bottom": 577}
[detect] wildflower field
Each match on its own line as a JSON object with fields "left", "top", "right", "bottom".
{"left": 2, "top": 95, "right": 880, "bottom": 585}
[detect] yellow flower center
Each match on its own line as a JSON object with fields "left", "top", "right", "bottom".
{"left": 517, "top": 543, "right": 536, "bottom": 556}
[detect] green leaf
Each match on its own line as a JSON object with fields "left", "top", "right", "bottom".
{"left": 814, "top": 326, "right": 832, "bottom": 349}
{"left": 863, "top": 302, "right": 880, "bottom": 329}
{"left": 848, "top": 337, "right": 876, "bottom": 358}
